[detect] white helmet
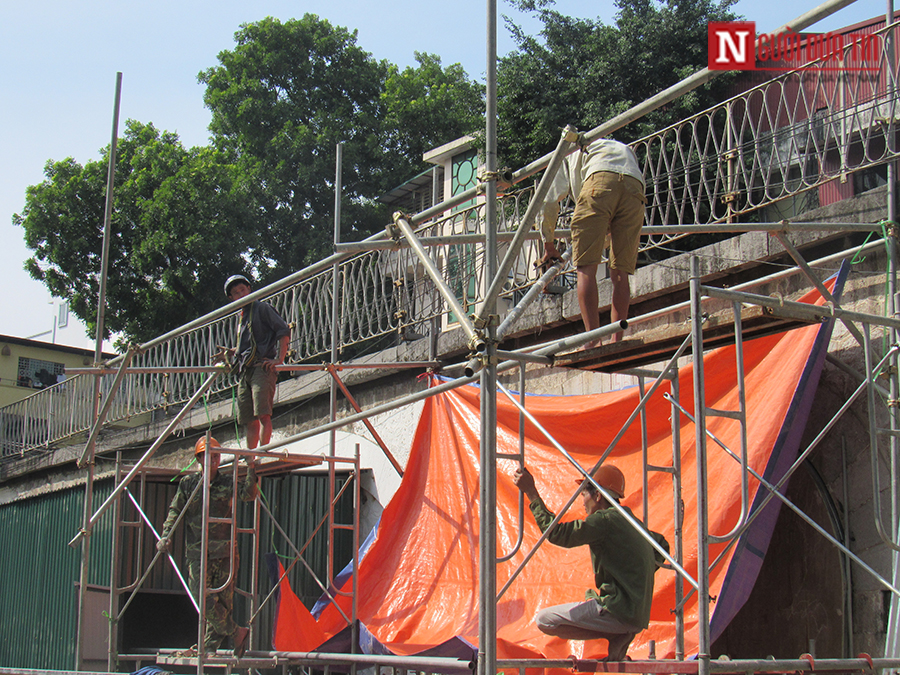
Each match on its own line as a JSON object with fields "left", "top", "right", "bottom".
{"left": 224, "top": 274, "right": 251, "bottom": 298}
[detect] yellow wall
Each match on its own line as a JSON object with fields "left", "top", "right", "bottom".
{"left": 0, "top": 337, "right": 109, "bottom": 409}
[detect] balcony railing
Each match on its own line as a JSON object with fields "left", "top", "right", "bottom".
{"left": 3, "top": 21, "right": 898, "bottom": 462}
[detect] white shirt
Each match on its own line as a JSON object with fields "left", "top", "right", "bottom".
{"left": 540, "top": 139, "right": 644, "bottom": 245}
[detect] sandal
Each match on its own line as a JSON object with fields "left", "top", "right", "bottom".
{"left": 535, "top": 252, "right": 562, "bottom": 274}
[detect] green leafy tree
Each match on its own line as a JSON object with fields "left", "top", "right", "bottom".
{"left": 498, "top": 0, "right": 739, "bottom": 168}
{"left": 200, "top": 15, "right": 390, "bottom": 278}
{"left": 380, "top": 52, "right": 484, "bottom": 190}
{"left": 14, "top": 120, "right": 253, "bottom": 344}
{"left": 17, "top": 15, "right": 484, "bottom": 344}
{"left": 200, "top": 16, "right": 483, "bottom": 280}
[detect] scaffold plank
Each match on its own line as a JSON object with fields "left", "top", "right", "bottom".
{"left": 553, "top": 306, "right": 818, "bottom": 373}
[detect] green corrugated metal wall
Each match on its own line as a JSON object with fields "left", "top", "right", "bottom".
{"left": 0, "top": 479, "right": 113, "bottom": 670}
{"left": 237, "top": 472, "right": 355, "bottom": 644}
{"left": 0, "top": 471, "right": 353, "bottom": 668}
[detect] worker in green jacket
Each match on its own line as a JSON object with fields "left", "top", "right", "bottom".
{"left": 513, "top": 463, "right": 667, "bottom": 661}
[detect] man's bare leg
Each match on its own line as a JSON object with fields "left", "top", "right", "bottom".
{"left": 246, "top": 419, "right": 260, "bottom": 450}
{"left": 609, "top": 268, "right": 631, "bottom": 343}
{"left": 259, "top": 414, "right": 273, "bottom": 447}
{"left": 577, "top": 264, "right": 600, "bottom": 348}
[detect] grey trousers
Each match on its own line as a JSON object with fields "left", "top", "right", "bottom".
{"left": 535, "top": 600, "right": 641, "bottom": 659}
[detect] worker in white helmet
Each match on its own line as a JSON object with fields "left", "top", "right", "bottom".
{"left": 216, "top": 275, "right": 290, "bottom": 450}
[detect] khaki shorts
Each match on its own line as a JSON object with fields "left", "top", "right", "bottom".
{"left": 237, "top": 364, "right": 277, "bottom": 425}
{"left": 571, "top": 171, "right": 646, "bottom": 273}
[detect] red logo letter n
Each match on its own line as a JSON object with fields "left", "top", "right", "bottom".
{"left": 708, "top": 22, "right": 756, "bottom": 70}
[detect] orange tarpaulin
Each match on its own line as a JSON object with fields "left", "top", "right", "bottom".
{"left": 268, "top": 556, "right": 327, "bottom": 651}
{"left": 274, "top": 272, "right": 842, "bottom": 660}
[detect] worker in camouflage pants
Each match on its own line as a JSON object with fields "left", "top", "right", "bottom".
{"left": 188, "top": 556, "right": 238, "bottom": 650}
{"left": 158, "top": 436, "right": 258, "bottom": 656}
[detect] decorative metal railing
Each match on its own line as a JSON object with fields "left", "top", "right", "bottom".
{"left": 635, "top": 20, "right": 899, "bottom": 252}
{"left": 2, "top": 20, "right": 898, "bottom": 460}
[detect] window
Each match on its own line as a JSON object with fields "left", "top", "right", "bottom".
{"left": 447, "top": 149, "right": 480, "bottom": 324}
{"left": 17, "top": 357, "right": 65, "bottom": 389}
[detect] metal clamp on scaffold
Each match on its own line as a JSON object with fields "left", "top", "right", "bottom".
{"left": 464, "top": 354, "right": 483, "bottom": 378}
{"left": 211, "top": 345, "right": 235, "bottom": 373}
{"left": 477, "top": 167, "right": 514, "bottom": 195}
{"left": 764, "top": 219, "right": 792, "bottom": 236}
{"left": 472, "top": 314, "right": 499, "bottom": 331}
{"left": 387, "top": 211, "right": 411, "bottom": 241}
{"left": 466, "top": 332, "right": 487, "bottom": 355}
{"left": 886, "top": 220, "right": 900, "bottom": 239}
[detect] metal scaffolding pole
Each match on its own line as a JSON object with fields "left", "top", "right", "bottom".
{"left": 885, "top": 3, "right": 900, "bottom": 656}
{"left": 690, "top": 256, "right": 712, "bottom": 675}
{"left": 706, "top": 302, "right": 750, "bottom": 545}
{"left": 772, "top": 232, "right": 867, "bottom": 347}
{"left": 666, "top": 395, "right": 900, "bottom": 597}
{"left": 333, "top": 221, "right": 880, "bottom": 255}
{"left": 66, "top": 361, "right": 440, "bottom": 376}
{"left": 392, "top": 212, "right": 481, "bottom": 350}
{"left": 475, "top": 124, "right": 578, "bottom": 324}
{"left": 78, "top": 346, "right": 136, "bottom": 468}
{"left": 702, "top": 286, "right": 900, "bottom": 331}
{"left": 330, "top": 142, "right": 343, "bottom": 629}
{"left": 669, "top": 371, "right": 686, "bottom": 660}
{"left": 478, "top": 2, "right": 499, "bottom": 674}
{"left": 326, "top": 364, "right": 404, "bottom": 476}
{"left": 863, "top": 325, "right": 900, "bottom": 553}
{"left": 195, "top": 438, "right": 212, "bottom": 672}
{"left": 76, "top": 72, "right": 122, "bottom": 671}
{"left": 121, "top": 485, "right": 201, "bottom": 613}
{"left": 107, "top": 453, "right": 124, "bottom": 671}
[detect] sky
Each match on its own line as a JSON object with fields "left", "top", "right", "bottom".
{"left": 0, "top": 0, "right": 882, "bottom": 352}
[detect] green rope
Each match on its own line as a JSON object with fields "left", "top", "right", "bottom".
{"left": 845, "top": 221, "right": 896, "bottom": 360}
{"left": 170, "top": 457, "right": 198, "bottom": 482}
{"left": 166, "top": 390, "right": 215, "bottom": 482}
{"left": 849, "top": 233, "right": 873, "bottom": 265}
{"left": 232, "top": 385, "right": 242, "bottom": 441}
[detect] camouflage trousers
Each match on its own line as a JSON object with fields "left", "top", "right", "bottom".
{"left": 188, "top": 554, "right": 239, "bottom": 651}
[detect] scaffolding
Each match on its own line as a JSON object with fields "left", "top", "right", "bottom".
{"left": 106, "top": 228, "right": 900, "bottom": 675}
{"left": 105, "top": 442, "right": 360, "bottom": 674}
{"left": 3, "top": 0, "right": 899, "bottom": 674}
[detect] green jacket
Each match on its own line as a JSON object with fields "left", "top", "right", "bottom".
{"left": 162, "top": 466, "right": 258, "bottom": 560}
{"left": 530, "top": 497, "right": 667, "bottom": 629}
